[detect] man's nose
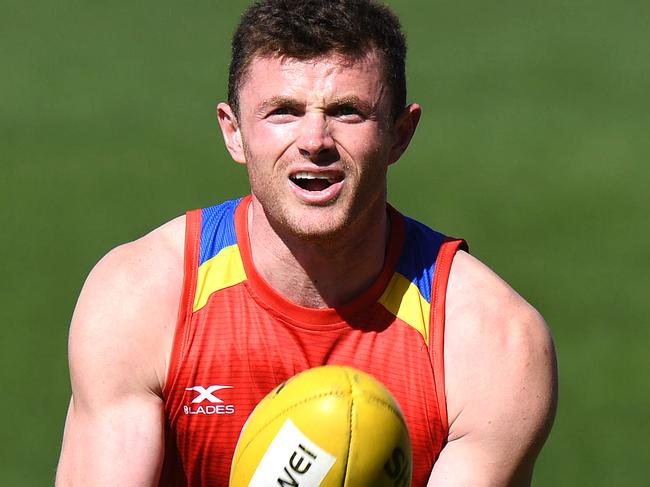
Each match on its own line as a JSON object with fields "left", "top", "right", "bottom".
{"left": 296, "top": 113, "right": 335, "bottom": 161}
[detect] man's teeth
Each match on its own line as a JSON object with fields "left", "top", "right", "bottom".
{"left": 292, "top": 172, "right": 338, "bottom": 183}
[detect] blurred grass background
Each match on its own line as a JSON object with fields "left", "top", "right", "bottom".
{"left": 1, "top": 0, "right": 648, "bottom": 485}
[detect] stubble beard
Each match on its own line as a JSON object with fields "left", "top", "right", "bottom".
{"left": 255, "top": 175, "right": 388, "bottom": 253}
{"left": 251, "top": 172, "right": 351, "bottom": 246}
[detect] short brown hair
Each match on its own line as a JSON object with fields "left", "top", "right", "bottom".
{"left": 228, "top": 0, "right": 407, "bottom": 119}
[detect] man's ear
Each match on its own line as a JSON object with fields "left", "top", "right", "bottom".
{"left": 388, "top": 103, "right": 421, "bottom": 165}
{"left": 217, "top": 102, "right": 246, "bottom": 164}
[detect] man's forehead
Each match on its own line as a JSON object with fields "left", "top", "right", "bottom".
{"left": 244, "top": 50, "right": 384, "bottom": 81}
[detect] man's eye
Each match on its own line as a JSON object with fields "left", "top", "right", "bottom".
{"left": 268, "top": 107, "right": 296, "bottom": 117}
{"left": 338, "top": 106, "right": 357, "bottom": 115}
{"left": 332, "top": 106, "right": 363, "bottom": 119}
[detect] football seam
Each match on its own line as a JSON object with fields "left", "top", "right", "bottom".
{"left": 342, "top": 367, "right": 354, "bottom": 487}
{"left": 342, "top": 390, "right": 355, "bottom": 487}
{"left": 344, "top": 392, "right": 408, "bottom": 486}
{"left": 356, "top": 392, "right": 408, "bottom": 428}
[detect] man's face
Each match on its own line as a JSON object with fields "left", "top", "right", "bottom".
{"left": 220, "top": 51, "right": 414, "bottom": 240}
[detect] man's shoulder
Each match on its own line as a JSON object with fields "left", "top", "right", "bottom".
{"left": 445, "top": 251, "right": 554, "bottom": 383}
{"left": 68, "top": 214, "right": 187, "bottom": 398}
{"left": 83, "top": 215, "right": 186, "bottom": 299}
{"left": 446, "top": 251, "right": 545, "bottom": 331}
{"left": 84, "top": 213, "right": 187, "bottom": 323}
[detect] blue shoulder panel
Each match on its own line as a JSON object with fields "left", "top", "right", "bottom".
{"left": 394, "top": 216, "right": 447, "bottom": 304}
{"left": 199, "top": 198, "right": 242, "bottom": 266}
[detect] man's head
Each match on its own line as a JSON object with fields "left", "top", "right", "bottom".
{"left": 228, "top": 0, "right": 406, "bottom": 120}
{"left": 217, "top": 0, "right": 421, "bottom": 243}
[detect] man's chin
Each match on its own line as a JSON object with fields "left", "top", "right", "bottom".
{"left": 289, "top": 221, "right": 347, "bottom": 242}
{"left": 271, "top": 210, "right": 349, "bottom": 244}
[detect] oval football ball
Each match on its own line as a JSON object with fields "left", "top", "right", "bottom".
{"left": 229, "top": 365, "right": 412, "bottom": 487}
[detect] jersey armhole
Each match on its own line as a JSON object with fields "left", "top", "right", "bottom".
{"left": 429, "top": 238, "right": 468, "bottom": 441}
{"left": 162, "top": 209, "right": 201, "bottom": 401}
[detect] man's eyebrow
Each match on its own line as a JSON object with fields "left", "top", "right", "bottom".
{"left": 327, "top": 96, "right": 375, "bottom": 113}
{"left": 257, "top": 96, "right": 303, "bottom": 112}
{"left": 256, "top": 95, "right": 376, "bottom": 115}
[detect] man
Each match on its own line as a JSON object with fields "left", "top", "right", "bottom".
{"left": 56, "top": 0, "right": 557, "bottom": 485}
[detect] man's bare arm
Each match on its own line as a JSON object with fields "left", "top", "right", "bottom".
{"left": 429, "top": 251, "right": 558, "bottom": 486}
{"left": 56, "top": 218, "right": 184, "bottom": 486}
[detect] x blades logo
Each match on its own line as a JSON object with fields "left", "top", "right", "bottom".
{"left": 184, "top": 385, "right": 235, "bottom": 415}
{"left": 185, "top": 385, "right": 233, "bottom": 404}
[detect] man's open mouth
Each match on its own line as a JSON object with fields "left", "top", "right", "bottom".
{"left": 289, "top": 171, "right": 344, "bottom": 192}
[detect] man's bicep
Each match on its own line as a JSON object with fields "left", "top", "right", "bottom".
{"left": 57, "top": 394, "right": 164, "bottom": 486}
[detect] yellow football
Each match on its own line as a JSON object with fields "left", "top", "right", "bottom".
{"left": 229, "top": 365, "right": 411, "bottom": 487}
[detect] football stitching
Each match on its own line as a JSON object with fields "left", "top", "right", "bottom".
{"left": 342, "top": 368, "right": 354, "bottom": 486}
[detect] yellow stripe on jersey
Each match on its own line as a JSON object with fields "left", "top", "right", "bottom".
{"left": 378, "top": 273, "right": 430, "bottom": 344}
{"left": 193, "top": 244, "right": 247, "bottom": 313}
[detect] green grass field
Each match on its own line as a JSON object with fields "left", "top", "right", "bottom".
{"left": 2, "top": 0, "right": 648, "bottom": 484}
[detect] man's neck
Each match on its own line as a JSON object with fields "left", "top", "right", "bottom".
{"left": 247, "top": 200, "right": 390, "bottom": 309}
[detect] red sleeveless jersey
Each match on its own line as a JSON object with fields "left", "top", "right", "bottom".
{"left": 160, "top": 196, "right": 466, "bottom": 486}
